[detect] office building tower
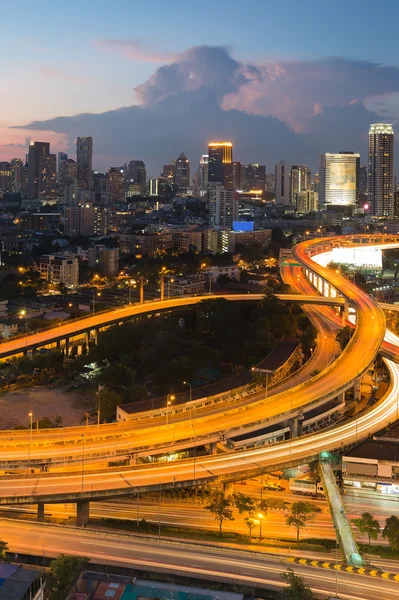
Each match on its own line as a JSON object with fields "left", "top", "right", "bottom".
{"left": 57, "top": 152, "right": 68, "bottom": 180}
{"left": 319, "top": 152, "right": 360, "bottom": 207}
{"left": 162, "top": 163, "right": 176, "bottom": 180}
{"left": 106, "top": 167, "right": 125, "bottom": 203}
{"left": 10, "top": 158, "right": 23, "bottom": 192}
{"left": 127, "top": 160, "right": 146, "bottom": 195}
{"left": 208, "top": 142, "right": 233, "bottom": 190}
{"left": 65, "top": 204, "right": 95, "bottom": 236}
{"left": 265, "top": 172, "right": 275, "bottom": 193}
{"left": 76, "top": 136, "right": 93, "bottom": 190}
{"left": 27, "top": 141, "right": 50, "bottom": 198}
{"left": 175, "top": 152, "right": 190, "bottom": 193}
{"left": 275, "top": 161, "right": 290, "bottom": 204}
{"left": 290, "top": 165, "right": 310, "bottom": 203}
{"left": 38, "top": 152, "right": 57, "bottom": 199}
{"left": 208, "top": 183, "right": 239, "bottom": 228}
{"left": 232, "top": 161, "right": 241, "bottom": 190}
{"left": 359, "top": 166, "right": 368, "bottom": 197}
{"left": 198, "top": 155, "right": 209, "bottom": 188}
{"left": 242, "top": 164, "right": 266, "bottom": 191}
{"left": 0, "top": 162, "right": 13, "bottom": 198}
{"left": 59, "top": 158, "right": 77, "bottom": 196}
{"left": 368, "top": 123, "right": 394, "bottom": 217}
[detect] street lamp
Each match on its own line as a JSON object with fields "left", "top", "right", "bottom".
{"left": 19, "top": 309, "right": 28, "bottom": 348}
{"left": 167, "top": 278, "right": 174, "bottom": 300}
{"left": 28, "top": 411, "right": 33, "bottom": 470}
{"left": 81, "top": 434, "right": 85, "bottom": 492}
{"left": 92, "top": 291, "right": 101, "bottom": 316}
{"left": 251, "top": 367, "right": 274, "bottom": 401}
{"left": 127, "top": 279, "right": 136, "bottom": 305}
{"left": 258, "top": 512, "right": 265, "bottom": 541}
{"left": 183, "top": 381, "right": 192, "bottom": 420}
{"left": 190, "top": 422, "right": 197, "bottom": 488}
{"left": 166, "top": 393, "right": 175, "bottom": 426}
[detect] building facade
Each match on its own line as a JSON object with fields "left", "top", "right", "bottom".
{"left": 208, "top": 142, "right": 234, "bottom": 190}
{"left": 320, "top": 152, "right": 360, "bottom": 207}
{"left": 175, "top": 152, "right": 190, "bottom": 193}
{"left": 275, "top": 161, "right": 290, "bottom": 204}
{"left": 39, "top": 254, "right": 79, "bottom": 287}
{"left": 77, "top": 136, "right": 93, "bottom": 190}
{"left": 208, "top": 183, "right": 239, "bottom": 228}
{"left": 368, "top": 123, "right": 395, "bottom": 217}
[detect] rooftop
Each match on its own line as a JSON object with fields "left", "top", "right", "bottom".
{"left": 0, "top": 565, "right": 43, "bottom": 600}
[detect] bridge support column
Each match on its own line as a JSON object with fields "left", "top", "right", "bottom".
{"left": 56, "top": 340, "right": 61, "bottom": 349}
{"left": 223, "top": 482, "right": 234, "bottom": 498}
{"left": 354, "top": 380, "right": 361, "bottom": 401}
{"left": 76, "top": 500, "right": 90, "bottom": 527}
{"left": 37, "top": 503, "right": 45, "bottom": 521}
{"left": 65, "top": 337, "right": 70, "bottom": 356}
{"left": 128, "top": 455, "right": 137, "bottom": 465}
{"left": 290, "top": 416, "right": 303, "bottom": 439}
{"left": 140, "top": 277, "right": 144, "bottom": 304}
{"left": 210, "top": 442, "right": 217, "bottom": 455}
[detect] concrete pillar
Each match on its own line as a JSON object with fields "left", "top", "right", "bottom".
{"left": 76, "top": 500, "right": 90, "bottom": 527}
{"left": 65, "top": 337, "right": 70, "bottom": 356}
{"left": 56, "top": 340, "right": 61, "bottom": 349}
{"left": 354, "top": 380, "right": 361, "bottom": 401}
{"left": 290, "top": 416, "right": 303, "bottom": 438}
{"left": 338, "top": 391, "right": 346, "bottom": 404}
{"left": 128, "top": 455, "right": 137, "bottom": 465}
{"left": 37, "top": 503, "right": 45, "bottom": 521}
{"left": 160, "top": 273, "right": 165, "bottom": 301}
{"left": 223, "top": 481, "right": 234, "bottom": 498}
{"left": 210, "top": 442, "right": 217, "bottom": 455}
{"left": 140, "top": 277, "right": 144, "bottom": 304}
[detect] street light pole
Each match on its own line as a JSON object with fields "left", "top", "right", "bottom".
{"left": 81, "top": 434, "right": 85, "bottom": 492}
{"left": 183, "top": 381, "right": 192, "bottom": 420}
{"left": 28, "top": 411, "right": 33, "bottom": 470}
{"left": 258, "top": 512, "right": 264, "bottom": 542}
{"left": 166, "top": 393, "right": 175, "bottom": 426}
{"left": 190, "top": 422, "right": 197, "bottom": 489}
{"left": 251, "top": 367, "right": 274, "bottom": 400}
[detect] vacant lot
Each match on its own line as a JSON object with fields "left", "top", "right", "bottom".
{"left": 0, "top": 386, "right": 93, "bottom": 429}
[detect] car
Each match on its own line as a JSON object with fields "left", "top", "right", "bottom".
{"left": 263, "top": 482, "right": 284, "bottom": 491}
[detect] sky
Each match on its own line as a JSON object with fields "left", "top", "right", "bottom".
{"left": 2, "top": 0, "right": 399, "bottom": 175}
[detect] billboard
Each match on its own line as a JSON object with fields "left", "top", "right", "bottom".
{"left": 232, "top": 221, "right": 254, "bottom": 232}
{"left": 329, "top": 161, "right": 356, "bottom": 190}
{"left": 331, "top": 247, "right": 382, "bottom": 268}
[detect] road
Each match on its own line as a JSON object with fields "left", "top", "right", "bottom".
{"left": 1, "top": 519, "right": 397, "bottom": 600}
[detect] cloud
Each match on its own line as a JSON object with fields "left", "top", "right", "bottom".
{"left": 94, "top": 39, "right": 176, "bottom": 64}
{"left": 7, "top": 45, "right": 399, "bottom": 174}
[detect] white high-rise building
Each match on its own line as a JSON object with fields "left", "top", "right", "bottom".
{"left": 208, "top": 183, "right": 239, "bottom": 228}
{"left": 368, "top": 123, "right": 394, "bottom": 217}
{"left": 319, "top": 152, "right": 360, "bottom": 207}
{"left": 275, "top": 161, "right": 290, "bottom": 204}
{"left": 199, "top": 154, "right": 209, "bottom": 188}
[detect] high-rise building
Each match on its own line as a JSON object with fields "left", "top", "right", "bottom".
{"left": 319, "top": 152, "right": 360, "bottom": 207}
{"left": 232, "top": 161, "right": 241, "bottom": 190}
{"left": 59, "top": 158, "right": 77, "bottom": 197}
{"left": 10, "top": 158, "right": 23, "bottom": 192}
{"left": 38, "top": 153, "right": 57, "bottom": 199}
{"left": 57, "top": 152, "right": 68, "bottom": 180}
{"left": 208, "top": 142, "right": 233, "bottom": 190}
{"left": 127, "top": 160, "right": 146, "bottom": 195}
{"left": 0, "top": 162, "right": 13, "bottom": 198}
{"left": 242, "top": 164, "right": 266, "bottom": 191}
{"left": 198, "top": 155, "right": 209, "bottom": 188}
{"left": 27, "top": 141, "right": 50, "bottom": 198}
{"left": 106, "top": 168, "right": 125, "bottom": 204}
{"left": 275, "top": 161, "right": 290, "bottom": 204}
{"left": 76, "top": 136, "right": 93, "bottom": 190}
{"left": 289, "top": 165, "right": 310, "bottom": 203}
{"left": 175, "top": 152, "right": 190, "bottom": 193}
{"left": 65, "top": 204, "right": 95, "bottom": 236}
{"left": 368, "top": 123, "right": 394, "bottom": 217}
{"left": 208, "top": 183, "right": 239, "bottom": 228}
{"left": 296, "top": 190, "right": 319, "bottom": 213}
{"left": 359, "top": 166, "right": 368, "bottom": 197}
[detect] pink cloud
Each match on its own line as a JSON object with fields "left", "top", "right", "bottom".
{"left": 0, "top": 127, "right": 69, "bottom": 162}
{"left": 94, "top": 39, "right": 176, "bottom": 63}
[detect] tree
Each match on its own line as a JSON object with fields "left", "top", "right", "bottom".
{"left": 336, "top": 325, "right": 353, "bottom": 350}
{"left": 280, "top": 570, "right": 316, "bottom": 600}
{"left": 383, "top": 515, "right": 399, "bottom": 552}
{"left": 205, "top": 494, "right": 234, "bottom": 536}
{"left": 286, "top": 501, "right": 318, "bottom": 545}
{"left": 352, "top": 512, "right": 380, "bottom": 548}
{"left": 46, "top": 554, "right": 89, "bottom": 600}
{"left": 99, "top": 389, "right": 122, "bottom": 420}
{"left": 244, "top": 516, "right": 256, "bottom": 540}
{"left": 0, "top": 539, "right": 9, "bottom": 561}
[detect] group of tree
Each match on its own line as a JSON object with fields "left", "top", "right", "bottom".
{"left": 353, "top": 512, "right": 399, "bottom": 552}
{"left": 46, "top": 554, "right": 89, "bottom": 600}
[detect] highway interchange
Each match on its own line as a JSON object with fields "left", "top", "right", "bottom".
{"left": 2, "top": 234, "right": 399, "bottom": 597}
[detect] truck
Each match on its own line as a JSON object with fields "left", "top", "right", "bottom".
{"left": 289, "top": 478, "right": 325, "bottom": 497}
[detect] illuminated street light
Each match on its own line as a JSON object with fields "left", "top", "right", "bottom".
{"left": 19, "top": 310, "right": 28, "bottom": 348}
{"left": 28, "top": 411, "right": 33, "bottom": 470}
{"left": 183, "top": 381, "right": 193, "bottom": 420}
{"left": 258, "top": 512, "right": 265, "bottom": 541}
{"left": 166, "top": 393, "right": 175, "bottom": 426}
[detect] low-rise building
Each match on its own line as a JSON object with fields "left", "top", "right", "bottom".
{"left": 88, "top": 245, "right": 119, "bottom": 277}
{"left": 0, "top": 319, "right": 18, "bottom": 338}
{"left": 39, "top": 254, "right": 79, "bottom": 287}
{"left": 0, "top": 563, "right": 45, "bottom": 600}
{"left": 19, "top": 212, "right": 62, "bottom": 232}
{"left": 171, "top": 229, "right": 203, "bottom": 253}
{"left": 205, "top": 265, "right": 240, "bottom": 282}
{"left": 219, "top": 228, "right": 272, "bottom": 253}
{"left": 166, "top": 273, "right": 206, "bottom": 296}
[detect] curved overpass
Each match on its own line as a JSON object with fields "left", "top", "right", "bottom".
{"left": 0, "top": 234, "right": 394, "bottom": 494}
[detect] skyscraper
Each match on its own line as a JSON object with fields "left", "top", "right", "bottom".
{"left": 208, "top": 142, "right": 233, "bottom": 189}
{"left": 198, "top": 155, "right": 209, "bottom": 188}
{"left": 127, "top": 160, "right": 147, "bottom": 195}
{"left": 38, "top": 153, "right": 57, "bottom": 199}
{"left": 275, "top": 161, "right": 290, "bottom": 204}
{"left": 77, "top": 137, "right": 93, "bottom": 190}
{"left": 289, "top": 165, "right": 310, "bottom": 203}
{"left": 242, "top": 164, "right": 266, "bottom": 191}
{"left": 28, "top": 141, "right": 50, "bottom": 198}
{"left": 175, "top": 152, "right": 190, "bottom": 193}
{"left": 368, "top": 123, "right": 394, "bottom": 217}
{"left": 208, "top": 183, "right": 239, "bottom": 228}
{"left": 319, "top": 152, "right": 360, "bottom": 207}
{"left": 106, "top": 168, "right": 125, "bottom": 204}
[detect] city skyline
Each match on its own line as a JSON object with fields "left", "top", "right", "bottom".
{"left": 2, "top": 1, "right": 399, "bottom": 174}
